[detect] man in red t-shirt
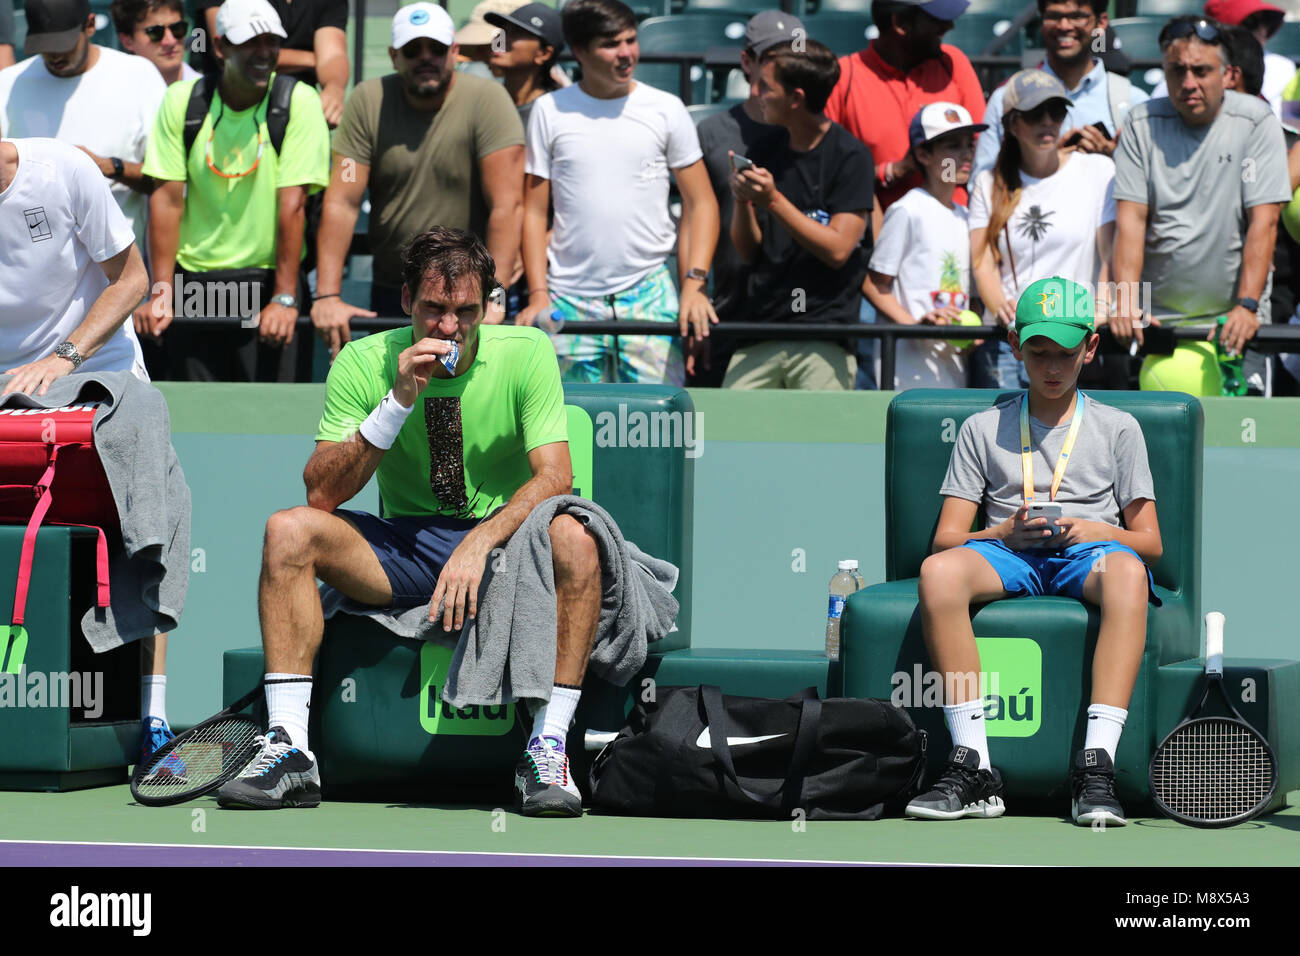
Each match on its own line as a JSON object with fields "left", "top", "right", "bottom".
{"left": 823, "top": 0, "right": 986, "bottom": 389}
{"left": 825, "top": 0, "right": 986, "bottom": 225}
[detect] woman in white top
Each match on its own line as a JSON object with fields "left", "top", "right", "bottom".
{"left": 968, "top": 69, "right": 1116, "bottom": 389}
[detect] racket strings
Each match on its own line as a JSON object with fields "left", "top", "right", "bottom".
{"left": 1152, "top": 719, "right": 1274, "bottom": 821}
{"left": 135, "top": 718, "right": 262, "bottom": 799}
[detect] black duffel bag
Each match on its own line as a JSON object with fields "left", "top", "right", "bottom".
{"left": 588, "top": 685, "right": 927, "bottom": 820}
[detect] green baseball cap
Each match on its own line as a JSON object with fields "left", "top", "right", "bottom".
{"left": 1014, "top": 277, "right": 1096, "bottom": 348}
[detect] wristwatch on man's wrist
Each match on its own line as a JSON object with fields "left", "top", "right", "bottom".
{"left": 684, "top": 268, "right": 708, "bottom": 283}
{"left": 110, "top": 157, "right": 124, "bottom": 179}
{"left": 53, "top": 341, "right": 83, "bottom": 369}
{"left": 271, "top": 293, "right": 298, "bottom": 310}
{"left": 1236, "top": 296, "right": 1259, "bottom": 314}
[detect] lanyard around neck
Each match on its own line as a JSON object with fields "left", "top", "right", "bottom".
{"left": 1020, "top": 390, "right": 1085, "bottom": 504}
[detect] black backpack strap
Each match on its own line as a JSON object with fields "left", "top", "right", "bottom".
{"left": 266, "top": 73, "right": 297, "bottom": 155}
{"left": 183, "top": 75, "right": 214, "bottom": 159}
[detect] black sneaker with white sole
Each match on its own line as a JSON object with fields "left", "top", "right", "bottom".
{"left": 515, "top": 735, "right": 582, "bottom": 817}
{"left": 1071, "top": 747, "right": 1126, "bottom": 827}
{"left": 216, "top": 726, "right": 321, "bottom": 809}
{"left": 906, "top": 746, "right": 1006, "bottom": 820}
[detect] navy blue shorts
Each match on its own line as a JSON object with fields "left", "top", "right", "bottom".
{"left": 959, "top": 539, "right": 1162, "bottom": 606}
{"left": 338, "top": 510, "right": 480, "bottom": 607}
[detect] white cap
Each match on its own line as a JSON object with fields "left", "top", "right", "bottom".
{"left": 838, "top": 559, "right": 859, "bottom": 571}
{"left": 215, "top": 0, "right": 287, "bottom": 45}
{"left": 392, "top": 2, "right": 456, "bottom": 49}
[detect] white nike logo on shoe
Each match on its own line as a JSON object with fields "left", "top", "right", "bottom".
{"left": 694, "top": 728, "right": 788, "bottom": 748}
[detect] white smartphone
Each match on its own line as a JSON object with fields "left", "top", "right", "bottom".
{"left": 731, "top": 154, "right": 755, "bottom": 172}
{"left": 1026, "top": 501, "right": 1063, "bottom": 535}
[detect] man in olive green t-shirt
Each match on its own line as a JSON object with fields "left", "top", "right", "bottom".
{"left": 140, "top": 0, "right": 330, "bottom": 381}
{"left": 311, "top": 2, "right": 524, "bottom": 359}
{"left": 216, "top": 228, "right": 600, "bottom": 818}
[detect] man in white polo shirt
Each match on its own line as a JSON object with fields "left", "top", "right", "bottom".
{"left": 0, "top": 0, "right": 167, "bottom": 252}
{"left": 0, "top": 136, "right": 149, "bottom": 394}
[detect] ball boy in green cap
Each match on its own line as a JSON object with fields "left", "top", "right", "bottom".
{"left": 906, "top": 276, "right": 1164, "bottom": 827}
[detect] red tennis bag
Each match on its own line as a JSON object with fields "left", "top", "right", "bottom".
{"left": 0, "top": 404, "right": 114, "bottom": 642}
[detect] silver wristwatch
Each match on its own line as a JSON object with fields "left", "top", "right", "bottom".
{"left": 53, "top": 341, "right": 83, "bottom": 369}
{"left": 271, "top": 292, "right": 298, "bottom": 309}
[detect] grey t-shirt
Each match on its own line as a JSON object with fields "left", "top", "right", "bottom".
{"left": 1113, "top": 91, "right": 1290, "bottom": 325}
{"left": 940, "top": 393, "right": 1156, "bottom": 534}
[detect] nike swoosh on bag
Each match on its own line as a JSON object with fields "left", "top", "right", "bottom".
{"left": 694, "top": 728, "right": 789, "bottom": 748}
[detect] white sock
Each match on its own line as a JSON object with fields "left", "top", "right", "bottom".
{"left": 944, "top": 698, "right": 992, "bottom": 772}
{"left": 265, "top": 673, "right": 313, "bottom": 754}
{"left": 530, "top": 685, "right": 582, "bottom": 744}
{"left": 1084, "top": 703, "right": 1127, "bottom": 761}
{"left": 142, "top": 675, "right": 167, "bottom": 724}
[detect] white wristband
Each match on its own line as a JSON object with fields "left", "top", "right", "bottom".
{"left": 358, "top": 389, "right": 413, "bottom": 450}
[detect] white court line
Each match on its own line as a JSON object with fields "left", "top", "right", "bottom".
{"left": 0, "top": 838, "right": 1036, "bottom": 867}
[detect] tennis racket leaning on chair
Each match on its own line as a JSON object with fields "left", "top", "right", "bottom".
{"left": 130, "top": 683, "right": 264, "bottom": 807}
{"left": 1149, "top": 612, "right": 1278, "bottom": 827}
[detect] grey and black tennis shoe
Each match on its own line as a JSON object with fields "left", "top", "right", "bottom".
{"left": 906, "top": 746, "right": 1006, "bottom": 820}
{"left": 1071, "top": 748, "right": 1127, "bottom": 827}
{"left": 515, "top": 735, "right": 582, "bottom": 817}
{"left": 216, "top": 726, "right": 321, "bottom": 809}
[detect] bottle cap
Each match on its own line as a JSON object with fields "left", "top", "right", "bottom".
{"left": 838, "top": 559, "right": 858, "bottom": 571}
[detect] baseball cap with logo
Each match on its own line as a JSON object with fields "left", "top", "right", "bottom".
{"left": 486, "top": 3, "right": 564, "bottom": 51}
{"left": 1014, "top": 277, "right": 1096, "bottom": 348}
{"left": 1001, "top": 68, "right": 1070, "bottom": 117}
{"left": 23, "top": 0, "right": 91, "bottom": 54}
{"left": 1204, "top": 0, "right": 1284, "bottom": 34}
{"left": 909, "top": 101, "right": 988, "bottom": 148}
{"left": 215, "top": 0, "right": 288, "bottom": 45}
{"left": 457, "top": 0, "right": 521, "bottom": 46}
{"left": 392, "top": 2, "right": 456, "bottom": 48}
{"left": 744, "top": 10, "right": 805, "bottom": 56}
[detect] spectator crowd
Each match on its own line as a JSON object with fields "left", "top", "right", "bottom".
{"left": 2, "top": 0, "right": 1299, "bottom": 394}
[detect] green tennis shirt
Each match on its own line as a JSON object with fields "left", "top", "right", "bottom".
{"left": 142, "top": 74, "right": 331, "bottom": 272}
{"left": 316, "top": 325, "right": 570, "bottom": 519}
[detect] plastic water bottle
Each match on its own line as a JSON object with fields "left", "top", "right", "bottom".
{"left": 1215, "top": 315, "right": 1247, "bottom": 396}
{"left": 826, "top": 560, "right": 863, "bottom": 661}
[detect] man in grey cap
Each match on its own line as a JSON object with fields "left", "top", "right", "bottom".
{"left": 691, "top": 10, "right": 802, "bottom": 385}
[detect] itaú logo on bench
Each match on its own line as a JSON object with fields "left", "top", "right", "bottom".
{"left": 890, "top": 638, "right": 1042, "bottom": 738}
{"left": 418, "top": 643, "right": 515, "bottom": 736}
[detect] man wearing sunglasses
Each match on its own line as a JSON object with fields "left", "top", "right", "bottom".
{"left": 112, "top": 0, "right": 200, "bottom": 87}
{"left": 1111, "top": 15, "right": 1290, "bottom": 394}
{"left": 0, "top": 0, "right": 166, "bottom": 256}
{"left": 313, "top": 3, "right": 523, "bottom": 358}
{"left": 972, "top": 0, "right": 1149, "bottom": 183}
{"left": 140, "top": 0, "right": 330, "bottom": 381}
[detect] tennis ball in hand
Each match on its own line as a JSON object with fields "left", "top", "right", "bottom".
{"left": 949, "top": 310, "right": 983, "bottom": 351}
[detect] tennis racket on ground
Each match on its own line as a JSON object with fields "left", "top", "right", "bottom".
{"left": 1149, "top": 612, "right": 1278, "bottom": 827}
{"left": 130, "top": 685, "right": 264, "bottom": 807}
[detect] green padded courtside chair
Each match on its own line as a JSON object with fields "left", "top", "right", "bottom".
{"left": 840, "top": 389, "right": 1203, "bottom": 806}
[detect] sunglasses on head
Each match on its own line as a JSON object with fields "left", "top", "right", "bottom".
{"left": 1159, "top": 17, "right": 1220, "bottom": 46}
{"left": 143, "top": 19, "right": 188, "bottom": 42}
{"left": 1018, "top": 100, "right": 1068, "bottom": 124}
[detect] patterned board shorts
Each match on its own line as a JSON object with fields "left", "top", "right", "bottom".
{"left": 547, "top": 265, "right": 685, "bottom": 386}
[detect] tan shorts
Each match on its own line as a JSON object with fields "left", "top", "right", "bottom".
{"left": 722, "top": 340, "right": 857, "bottom": 390}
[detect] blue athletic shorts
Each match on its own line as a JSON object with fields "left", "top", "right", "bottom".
{"left": 959, "top": 539, "right": 1162, "bottom": 606}
{"left": 338, "top": 510, "right": 480, "bottom": 607}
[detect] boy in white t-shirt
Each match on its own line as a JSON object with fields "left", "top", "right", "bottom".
{"left": 866, "top": 102, "right": 987, "bottom": 390}
{"left": 517, "top": 0, "right": 719, "bottom": 385}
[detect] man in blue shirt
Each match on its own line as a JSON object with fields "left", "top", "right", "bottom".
{"left": 972, "top": 0, "right": 1148, "bottom": 181}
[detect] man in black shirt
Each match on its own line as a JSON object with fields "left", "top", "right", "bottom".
{"left": 694, "top": 10, "right": 799, "bottom": 387}
{"left": 196, "top": 0, "right": 348, "bottom": 126}
{"left": 727, "top": 38, "right": 873, "bottom": 389}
